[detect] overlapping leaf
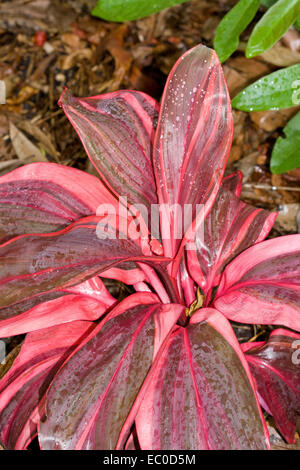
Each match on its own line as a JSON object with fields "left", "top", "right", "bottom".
{"left": 0, "top": 162, "right": 117, "bottom": 244}
{"left": 135, "top": 308, "right": 269, "bottom": 450}
{"left": 187, "top": 172, "right": 276, "bottom": 298}
{"left": 242, "top": 329, "right": 300, "bottom": 443}
{"left": 246, "top": 0, "right": 300, "bottom": 58}
{"left": 214, "top": 235, "right": 300, "bottom": 331}
{"left": 39, "top": 295, "right": 184, "bottom": 450}
{"left": 152, "top": 44, "right": 233, "bottom": 257}
{"left": 0, "top": 215, "right": 170, "bottom": 322}
{"left": 0, "top": 277, "right": 116, "bottom": 336}
{"left": 59, "top": 89, "right": 159, "bottom": 215}
{"left": 0, "top": 320, "right": 95, "bottom": 449}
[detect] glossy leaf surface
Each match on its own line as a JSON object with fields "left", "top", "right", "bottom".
{"left": 270, "top": 111, "right": 300, "bottom": 174}
{"left": 136, "top": 308, "right": 269, "bottom": 450}
{"left": 0, "top": 321, "right": 95, "bottom": 449}
{"left": 215, "top": 235, "right": 300, "bottom": 331}
{"left": 92, "top": 0, "right": 188, "bottom": 21}
{"left": 214, "top": 0, "right": 260, "bottom": 63}
{"left": 0, "top": 215, "right": 168, "bottom": 321}
{"left": 187, "top": 173, "right": 276, "bottom": 297}
{"left": 59, "top": 89, "right": 159, "bottom": 214}
{"left": 232, "top": 64, "right": 300, "bottom": 111}
{"left": 242, "top": 329, "right": 300, "bottom": 443}
{"left": 0, "top": 277, "right": 115, "bottom": 336}
{"left": 246, "top": 0, "right": 300, "bottom": 58}
{"left": 0, "top": 162, "right": 117, "bottom": 244}
{"left": 40, "top": 296, "right": 183, "bottom": 449}
{"left": 153, "top": 44, "right": 233, "bottom": 257}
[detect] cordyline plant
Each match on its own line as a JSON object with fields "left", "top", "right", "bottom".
{"left": 0, "top": 44, "right": 299, "bottom": 450}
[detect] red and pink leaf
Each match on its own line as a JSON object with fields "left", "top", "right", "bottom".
{"left": 0, "top": 320, "right": 95, "bottom": 449}
{"left": 0, "top": 277, "right": 116, "bottom": 336}
{"left": 59, "top": 89, "right": 159, "bottom": 213}
{"left": 153, "top": 44, "right": 233, "bottom": 258}
{"left": 214, "top": 235, "right": 300, "bottom": 331}
{"left": 241, "top": 329, "right": 300, "bottom": 444}
{"left": 0, "top": 162, "right": 117, "bottom": 243}
{"left": 39, "top": 294, "right": 184, "bottom": 449}
{"left": 187, "top": 172, "right": 276, "bottom": 298}
{"left": 135, "top": 308, "right": 269, "bottom": 450}
{"left": 0, "top": 215, "right": 170, "bottom": 323}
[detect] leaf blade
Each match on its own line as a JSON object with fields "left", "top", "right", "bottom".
{"left": 153, "top": 44, "right": 233, "bottom": 257}
{"left": 246, "top": 0, "right": 300, "bottom": 58}
{"left": 232, "top": 64, "right": 300, "bottom": 111}
{"left": 214, "top": 0, "right": 260, "bottom": 63}
{"left": 135, "top": 308, "right": 269, "bottom": 449}
{"left": 242, "top": 329, "right": 300, "bottom": 443}
{"left": 39, "top": 298, "right": 183, "bottom": 449}
{"left": 92, "top": 0, "right": 189, "bottom": 22}
{"left": 270, "top": 111, "right": 300, "bottom": 174}
{"left": 214, "top": 234, "right": 300, "bottom": 331}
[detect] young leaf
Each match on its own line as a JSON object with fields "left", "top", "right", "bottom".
{"left": 246, "top": 0, "right": 300, "bottom": 58}
{"left": 214, "top": 234, "right": 300, "bottom": 331}
{"left": 232, "top": 64, "right": 300, "bottom": 111}
{"left": 270, "top": 111, "right": 300, "bottom": 174}
{"left": 39, "top": 297, "right": 184, "bottom": 449}
{"left": 0, "top": 320, "right": 96, "bottom": 449}
{"left": 214, "top": 0, "right": 260, "bottom": 63}
{"left": 153, "top": 44, "right": 233, "bottom": 257}
{"left": 242, "top": 329, "right": 300, "bottom": 444}
{"left": 135, "top": 308, "right": 269, "bottom": 450}
{"left": 92, "top": 0, "right": 189, "bottom": 22}
{"left": 187, "top": 172, "right": 276, "bottom": 297}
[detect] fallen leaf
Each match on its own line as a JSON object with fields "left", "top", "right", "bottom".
{"left": 9, "top": 121, "right": 47, "bottom": 162}
{"left": 250, "top": 108, "right": 299, "bottom": 132}
{"left": 259, "top": 43, "right": 300, "bottom": 67}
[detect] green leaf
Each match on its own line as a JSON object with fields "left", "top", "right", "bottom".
{"left": 260, "top": 0, "right": 277, "bottom": 7}
{"left": 295, "top": 16, "right": 300, "bottom": 29}
{"left": 246, "top": 0, "right": 300, "bottom": 58}
{"left": 214, "top": 0, "right": 260, "bottom": 63}
{"left": 270, "top": 111, "right": 300, "bottom": 174}
{"left": 232, "top": 64, "right": 300, "bottom": 111}
{"left": 92, "top": 0, "right": 189, "bottom": 22}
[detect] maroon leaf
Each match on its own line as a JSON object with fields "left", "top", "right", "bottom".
{"left": 39, "top": 294, "right": 184, "bottom": 449}
{"left": 0, "top": 277, "right": 116, "bottom": 336}
{"left": 0, "top": 162, "right": 117, "bottom": 243}
{"left": 214, "top": 235, "right": 300, "bottom": 331}
{"left": 187, "top": 172, "right": 276, "bottom": 298}
{"left": 0, "top": 215, "right": 170, "bottom": 322}
{"left": 153, "top": 44, "right": 233, "bottom": 258}
{"left": 135, "top": 308, "right": 269, "bottom": 450}
{"left": 0, "top": 320, "right": 95, "bottom": 449}
{"left": 59, "top": 89, "right": 159, "bottom": 213}
{"left": 242, "top": 329, "right": 300, "bottom": 444}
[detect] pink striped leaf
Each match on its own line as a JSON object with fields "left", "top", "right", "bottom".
{"left": 0, "top": 215, "right": 171, "bottom": 323}
{"left": 153, "top": 44, "right": 233, "bottom": 258}
{"left": 135, "top": 308, "right": 269, "bottom": 450}
{"left": 187, "top": 172, "right": 276, "bottom": 297}
{"left": 0, "top": 277, "right": 116, "bottom": 336}
{"left": 241, "top": 329, "right": 300, "bottom": 444}
{"left": 0, "top": 320, "right": 96, "bottom": 449}
{"left": 0, "top": 162, "right": 118, "bottom": 244}
{"left": 39, "top": 295, "right": 184, "bottom": 450}
{"left": 59, "top": 89, "right": 159, "bottom": 214}
{"left": 214, "top": 235, "right": 300, "bottom": 331}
